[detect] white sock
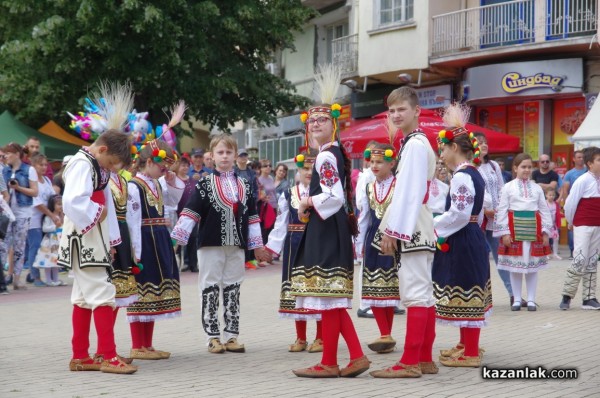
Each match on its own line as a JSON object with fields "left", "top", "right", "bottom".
{"left": 525, "top": 272, "right": 538, "bottom": 304}
{"left": 510, "top": 272, "right": 522, "bottom": 305}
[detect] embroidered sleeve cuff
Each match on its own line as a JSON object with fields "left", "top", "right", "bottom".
{"left": 384, "top": 228, "right": 411, "bottom": 242}
{"left": 248, "top": 235, "right": 263, "bottom": 250}
{"left": 110, "top": 237, "right": 122, "bottom": 247}
{"left": 181, "top": 208, "right": 200, "bottom": 223}
{"left": 81, "top": 204, "right": 103, "bottom": 235}
{"left": 248, "top": 214, "right": 260, "bottom": 224}
{"left": 170, "top": 227, "right": 190, "bottom": 246}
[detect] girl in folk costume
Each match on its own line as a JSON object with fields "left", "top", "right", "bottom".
{"left": 60, "top": 81, "right": 137, "bottom": 374}
{"left": 494, "top": 153, "right": 552, "bottom": 312}
{"left": 290, "top": 64, "right": 369, "bottom": 378}
{"left": 355, "top": 143, "right": 400, "bottom": 354}
{"left": 432, "top": 104, "right": 493, "bottom": 368}
{"left": 545, "top": 188, "right": 562, "bottom": 260}
{"left": 126, "top": 102, "right": 185, "bottom": 360}
{"left": 428, "top": 158, "right": 450, "bottom": 217}
{"left": 559, "top": 146, "right": 600, "bottom": 310}
{"left": 264, "top": 151, "right": 323, "bottom": 353}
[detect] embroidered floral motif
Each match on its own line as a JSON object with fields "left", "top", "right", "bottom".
{"left": 451, "top": 184, "right": 474, "bottom": 211}
{"left": 223, "top": 283, "right": 241, "bottom": 335}
{"left": 202, "top": 284, "right": 221, "bottom": 336}
{"left": 319, "top": 161, "right": 339, "bottom": 188}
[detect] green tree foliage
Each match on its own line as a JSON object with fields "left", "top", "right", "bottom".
{"left": 0, "top": 0, "right": 314, "bottom": 130}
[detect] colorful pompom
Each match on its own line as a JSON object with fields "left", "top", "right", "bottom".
{"left": 136, "top": 263, "right": 144, "bottom": 271}
{"left": 295, "top": 154, "right": 305, "bottom": 168}
{"left": 440, "top": 243, "right": 450, "bottom": 252}
{"left": 300, "top": 112, "right": 308, "bottom": 123}
{"left": 152, "top": 149, "right": 159, "bottom": 157}
{"left": 364, "top": 149, "right": 372, "bottom": 161}
{"left": 331, "top": 109, "right": 341, "bottom": 118}
{"left": 331, "top": 103, "right": 342, "bottom": 111}
{"left": 131, "top": 146, "right": 138, "bottom": 155}
{"left": 158, "top": 149, "right": 167, "bottom": 158}
{"left": 131, "top": 266, "right": 141, "bottom": 275}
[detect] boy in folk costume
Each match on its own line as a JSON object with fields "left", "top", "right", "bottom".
{"left": 559, "top": 146, "right": 600, "bottom": 310}
{"left": 371, "top": 87, "right": 438, "bottom": 379}
{"left": 355, "top": 143, "right": 400, "bottom": 354}
{"left": 264, "top": 150, "right": 323, "bottom": 353}
{"left": 126, "top": 103, "right": 186, "bottom": 360}
{"left": 59, "top": 82, "right": 137, "bottom": 374}
{"left": 171, "top": 134, "right": 268, "bottom": 353}
{"left": 433, "top": 104, "right": 493, "bottom": 368}
{"left": 494, "top": 153, "right": 552, "bottom": 311}
{"left": 290, "top": 64, "right": 369, "bottom": 379}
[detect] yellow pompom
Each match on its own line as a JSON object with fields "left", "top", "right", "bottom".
{"left": 158, "top": 149, "right": 167, "bottom": 158}
{"left": 384, "top": 149, "right": 393, "bottom": 158}
{"left": 439, "top": 130, "right": 446, "bottom": 138}
{"left": 296, "top": 154, "right": 305, "bottom": 162}
{"left": 300, "top": 112, "right": 308, "bottom": 123}
{"left": 331, "top": 103, "right": 342, "bottom": 111}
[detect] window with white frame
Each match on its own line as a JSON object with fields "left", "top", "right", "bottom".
{"left": 376, "top": 0, "right": 414, "bottom": 28}
{"left": 326, "top": 22, "right": 349, "bottom": 64}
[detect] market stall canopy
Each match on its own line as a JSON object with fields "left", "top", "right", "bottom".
{"left": 341, "top": 109, "right": 521, "bottom": 159}
{"left": 571, "top": 94, "right": 600, "bottom": 150}
{"left": 0, "top": 111, "right": 81, "bottom": 160}
{"left": 39, "top": 120, "right": 90, "bottom": 147}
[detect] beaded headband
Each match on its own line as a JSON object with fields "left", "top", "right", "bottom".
{"left": 364, "top": 148, "right": 396, "bottom": 162}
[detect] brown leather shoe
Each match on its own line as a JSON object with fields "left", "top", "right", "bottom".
{"left": 293, "top": 363, "right": 340, "bottom": 378}
{"left": 69, "top": 356, "right": 102, "bottom": 371}
{"left": 208, "top": 338, "right": 226, "bottom": 354}
{"left": 100, "top": 356, "right": 138, "bottom": 374}
{"left": 420, "top": 361, "right": 439, "bottom": 374}
{"left": 368, "top": 335, "right": 396, "bottom": 353}
{"left": 440, "top": 354, "right": 481, "bottom": 368}
{"left": 370, "top": 362, "right": 422, "bottom": 378}
{"left": 288, "top": 339, "right": 308, "bottom": 352}
{"left": 340, "top": 355, "right": 371, "bottom": 377}
{"left": 130, "top": 348, "right": 162, "bottom": 360}
{"left": 146, "top": 347, "right": 170, "bottom": 359}
{"left": 307, "top": 338, "right": 323, "bottom": 353}
{"left": 225, "top": 338, "right": 245, "bottom": 353}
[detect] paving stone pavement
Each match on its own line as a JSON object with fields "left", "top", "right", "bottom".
{"left": 1, "top": 249, "right": 599, "bottom": 398}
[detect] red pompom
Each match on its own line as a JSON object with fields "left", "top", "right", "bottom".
{"left": 131, "top": 266, "right": 141, "bottom": 275}
{"left": 152, "top": 149, "right": 159, "bottom": 157}
{"left": 440, "top": 243, "right": 450, "bottom": 252}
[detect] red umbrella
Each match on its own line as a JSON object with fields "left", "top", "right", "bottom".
{"left": 341, "top": 109, "right": 521, "bottom": 159}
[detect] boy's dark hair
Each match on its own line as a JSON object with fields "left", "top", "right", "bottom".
{"left": 583, "top": 146, "right": 600, "bottom": 167}
{"left": 94, "top": 129, "right": 132, "bottom": 167}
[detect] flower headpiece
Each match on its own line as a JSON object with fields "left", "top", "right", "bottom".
{"left": 364, "top": 148, "right": 395, "bottom": 162}
{"left": 437, "top": 127, "right": 481, "bottom": 165}
{"left": 437, "top": 103, "right": 481, "bottom": 165}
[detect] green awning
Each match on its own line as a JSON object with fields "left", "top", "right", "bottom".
{"left": 0, "top": 111, "right": 81, "bottom": 160}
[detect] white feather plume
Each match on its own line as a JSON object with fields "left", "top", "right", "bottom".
{"left": 93, "top": 81, "right": 135, "bottom": 130}
{"left": 167, "top": 100, "right": 187, "bottom": 129}
{"left": 314, "top": 63, "right": 342, "bottom": 105}
{"left": 442, "top": 102, "right": 471, "bottom": 129}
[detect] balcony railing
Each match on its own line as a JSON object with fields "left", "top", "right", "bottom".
{"left": 547, "top": 0, "right": 597, "bottom": 39}
{"left": 331, "top": 34, "right": 358, "bottom": 76}
{"left": 432, "top": 0, "right": 597, "bottom": 57}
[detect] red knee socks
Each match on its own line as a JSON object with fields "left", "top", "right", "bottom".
{"left": 371, "top": 306, "right": 391, "bottom": 336}
{"left": 144, "top": 321, "right": 155, "bottom": 348}
{"left": 339, "top": 309, "right": 364, "bottom": 360}
{"left": 72, "top": 305, "right": 92, "bottom": 359}
{"left": 113, "top": 307, "right": 119, "bottom": 327}
{"left": 462, "top": 327, "right": 481, "bottom": 357}
{"left": 419, "top": 306, "right": 436, "bottom": 363}
{"left": 396, "top": 306, "right": 428, "bottom": 367}
{"left": 459, "top": 327, "right": 466, "bottom": 347}
{"left": 386, "top": 307, "right": 394, "bottom": 331}
{"left": 315, "top": 320, "right": 322, "bottom": 340}
{"left": 129, "top": 322, "right": 144, "bottom": 349}
{"left": 320, "top": 309, "right": 341, "bottom": 366}
{"left": 93, "top": 305, "right": 117, "bottom": 359}
{"left": 295, "top": 320, "right": 307, "bottom": 342}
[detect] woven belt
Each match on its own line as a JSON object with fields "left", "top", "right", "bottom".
{"left": 469, "top": 215, "right": 479, "bottom": 223}
{"left": 141, "top": 217, "right": 168, "bottom": 226}
{"left": 288, "top": 224, "right": 306, "bottom": 232}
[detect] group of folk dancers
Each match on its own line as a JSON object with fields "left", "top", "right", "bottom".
{"left": 63, "top": 83, "right": 600, "bottom": 378}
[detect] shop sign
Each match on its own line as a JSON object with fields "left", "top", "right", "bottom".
{"left": 501, "top": 72, "right": 563, "bottom": 94}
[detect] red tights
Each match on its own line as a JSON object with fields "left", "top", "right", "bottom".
{"left": 370, "top": 306, "right": 395, "bottom": 336}
{"left": 294, "top": 320, "right": 323, "bottom": 341}
{"left": 320, "top": 308, "right": 363, "bottom": 366}
{"left": 129, "top": 321, "right": 155, "bottom": 349}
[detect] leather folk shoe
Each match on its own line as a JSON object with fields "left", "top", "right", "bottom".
{"left": 439, "top": 354, "right": 481, "bottom": 368}
{"left": 100, "top": 356, "right": 138, "bottom": 374}
{"left": 208, "top": 338, "right": 226, "bottom": 354}
{"left": 225, "top": 338, "right": 245, "bottom": 353}
{"left": 146, "top": 347, "right": 170, "bottom": 359}
{"left": 370, "top": 362, "right": 422, "bottom": 378}
{"left": 367, "top": 335, "right": 396, "bottom": 353}
{"left": 439, "top": 343, "right": 464, "bottom": 358}
{"left": 69, "top": 356, "right": 103, "bottom": 371}
{"left": 288, "top": 339, "right": 308, "bottom": 352}
{"left": 293, "top": 363, "right": 340, "bottom": 378}
{"left": 307, "top": 338, "right": 323, "bottom": 353}
{"left": 419, "top": 361, "right": 439, "bottom": 374}
{"left": 340, "top": 355, "right": 371, "bottom": 377}
{"left": 130, "top": 348, "right": 162, "bottom": 360}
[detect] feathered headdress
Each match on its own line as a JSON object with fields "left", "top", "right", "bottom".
{"left": 437, "top": 102, "right": 481, "bottom": 165}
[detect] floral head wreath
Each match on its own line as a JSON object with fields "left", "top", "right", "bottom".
{"left": 364, "top": 148, "right": 395, "bottom": 162}
{"left": 437, "top": 127, "right": 481, "bottom": 165}
{"left": 299, "top": 103, "right": 342, "bottom": 151}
